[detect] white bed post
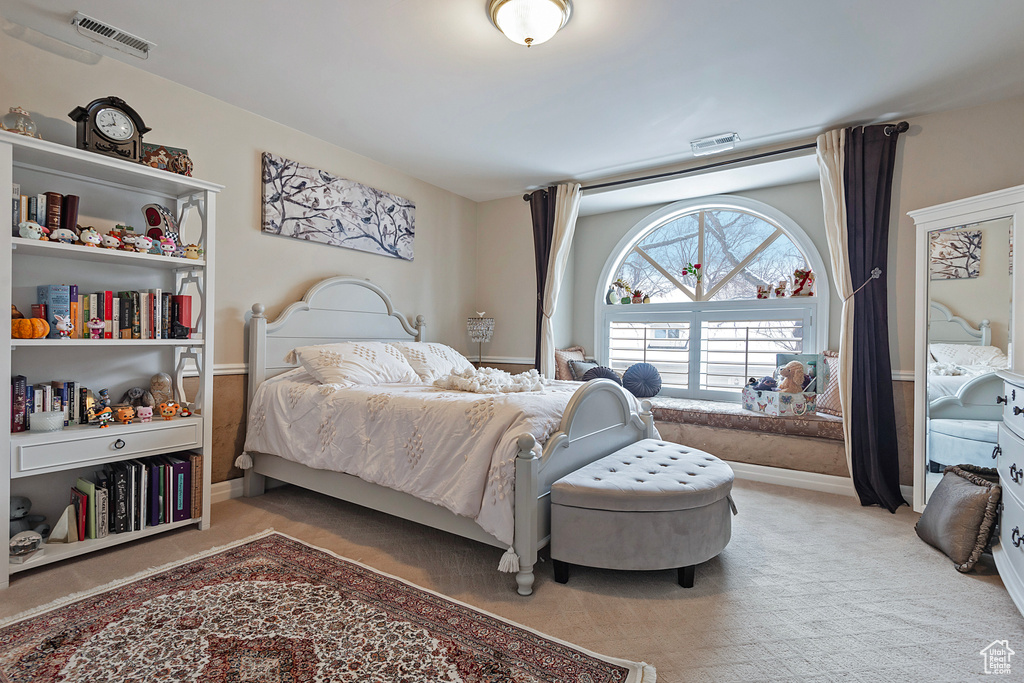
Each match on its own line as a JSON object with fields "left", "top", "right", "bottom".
{"left": 514, "top": 433, "right": 540, "bottom": 596}
{"left": 244, "top": 303, "right": 268, "bottom": 497}
{"left": 414, "top": 314, "right": 425, "bottom": 342}
{"left": 640, "top": 399, "right": 655, "bottom": 438}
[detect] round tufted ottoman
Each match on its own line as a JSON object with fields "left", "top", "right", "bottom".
{"left": 550, "top": 438, "right": 737, "bottom": 587}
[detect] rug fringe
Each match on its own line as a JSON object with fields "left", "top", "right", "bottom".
{"left": 0, "top": 528, "right": 277, "bottom": 628}
{"left": 638, "top": 662, "right": 657, "bottom": 682}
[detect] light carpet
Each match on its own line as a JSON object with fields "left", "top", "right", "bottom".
{"left": 2, "top": 479, "right": 1022, "bottom": 681}
{"left": 0, "top": 531, "right": 653, "bottom": 682}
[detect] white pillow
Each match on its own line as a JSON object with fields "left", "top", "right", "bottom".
{"left": 391, "top": 342, "right": 474, "bottom": 382}
{"left": 289, "top": 342, "right": 420, "bottom": 386}
{"left": 928, "top": 343, "right": 1009, "bottom": 369}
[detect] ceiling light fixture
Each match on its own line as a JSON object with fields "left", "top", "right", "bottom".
{"left": 488, "top": 0, "right": 572, "bottom": 47}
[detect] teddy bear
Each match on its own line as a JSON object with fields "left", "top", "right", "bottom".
{"left": 777, "top": 360, "right": 806, "bottom": 393}
{"left": 10, "top": 495, "right": 49, "bottom": 538}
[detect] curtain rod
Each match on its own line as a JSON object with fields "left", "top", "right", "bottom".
{"left": 522, "top": 121, "right": 908, "bottom": 199}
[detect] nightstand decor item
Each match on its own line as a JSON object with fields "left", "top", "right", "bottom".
{"left": 467, "top": 312, "right": 495, "bottom": 364}
{"left": 68, "top": 96, "right": 150, "bottom": 162}
{"left": 261, "top": 152, "right": 415, "bottom": 261}
{"left": 1, "top": 107, "right": 39, "bottom": 138}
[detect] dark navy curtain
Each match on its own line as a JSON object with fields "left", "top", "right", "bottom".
{"left": 528, "top": 187, "right": 557, "bottom": 371}
{"left": 844, "top": 125, "right": 906, "bottom": 512}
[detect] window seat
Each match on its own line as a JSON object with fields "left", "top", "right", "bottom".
{"left": 649, "top": 397, "right": 844, "bottom": 441}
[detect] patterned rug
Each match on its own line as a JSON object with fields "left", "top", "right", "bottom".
{"left": 0, "top": 532, "right": 654, "bottom": 682}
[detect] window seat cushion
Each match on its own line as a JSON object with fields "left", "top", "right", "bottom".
{"left": 650, "top": 396, "right": 844, "bottom": 441}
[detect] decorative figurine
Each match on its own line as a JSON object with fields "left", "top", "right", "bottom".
{"left": 97, "top": 388, "right": 111, "bottom": 411}
{"left": 178, "top": 405, "right": 193, "bottom": 418}
{"left": 53, "top": 314, "right": 73, "bottom": 339}
{"left": 18, "top": 221, "right": 46, "bottom": 240}
{"left": 10, "top": 495, "right": 49, "bottom": 538}
{"left": 150, "top": 372, "right": 172, "bottom": 406}
{"left": 136, "top": 405, "right": 154, "bottom": 423}
{"left": 79, "top": 227, "right": 102, "bottom": 247}
{"left": 87, "top": 317, "right": 105, "bottom": 339}
{"left": 791, "top": 268, "right": 815, "bottom": 296}
{"left": 95, "top": 406, "right": 114, "bottom": 428}
{"left": 631, "top": 290, "right": 644, "bottom": 304}
{"left": 133, "top": 235, "right": 154, "bottom": 253}
{"left": 49, "top": 228, "right": 78, "bottom": 244}
{"left": 141, "top": 203, "right": 180, "bottom": 244}
{"left": 11, "top": 304, "right": 23, "bottom": 319}
{"left": 120, "top": 386, "right": 156, "bottom": 408}
{"left": 158, "top": 236, "right": 176, "bottom": 256}
{"left": 756, "top": 285, "right": 771, "bottom": 299}
{"left": 100, "top": 233, "right": 121, "bottom": 249}
{"left": 115, "top": 405, "right": 135, "bottom": 425}
{"left": 1, "top": 106, "right": 40, "bottom": 138}
{"left": 119, "top": 234, "right": 137, "bottom": 251}
{"left": 774, "top": 279, "right": 788, "bottom": 298}
{"left": 158, "top": 401, "right": 179, "bottom": 420}
{"left": 169, "top": 153, "right": 194, "bottom": 177}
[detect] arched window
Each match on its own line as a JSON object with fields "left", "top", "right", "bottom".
{"left": 596, "top": 195, "right": 829, "bottom": 401}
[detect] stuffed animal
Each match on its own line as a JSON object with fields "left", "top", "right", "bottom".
{"left": 120, "top": 387, "right": 156, "bottom": 408}
{"left": 777, "top": 360, "right": 806, "bottom": 393}
{"left": 752, "top": 376, "right": 778, "bottom": 391}
{"left": 10, "top": 495, "right": 49, "bottom": 538}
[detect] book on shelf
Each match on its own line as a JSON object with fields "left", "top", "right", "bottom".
{"left": 26, "top": 195, "right": 37, "bottom": 222}
{"left": 69, "top": 486, "right": 88, "bottom": 542}
{"left": 106, "top": 462, "right": 130, "bottom": 534}
{"left": 75, "top": 477, "right": 98, "bottom": 540}
{"left": 11, "top": 182, "right": 18, "bottom": 236}
{"left": 37, "top": 285, "right": 70, "bottom": 339}
{"left": 61, "top": 194, "right": 79, "bottom": 233}
{"left": 11, "top": 375, "right": 27, "bottom": 433}
{"left": 168, "top": 456, "right": 192, "bottom": 522}
{"left": 69, "top": 285, "right": 79, "bottom": 339}
{"left": 190, "top": 453, "right": 203, "bottom": 518}
{"left": 103, "top": 290, "right": 113, "bottom": 339}
{"left": 43, "top": 191, "right": 62, "bottom": 231}
{"left": 95, "top": 478, "right": 109, "bottom": 539}
{"left": 18, "top": 194, "right": 28, "bottom": 224}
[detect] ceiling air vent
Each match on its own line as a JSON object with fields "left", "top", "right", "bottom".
{"left": 690, "top": 132, "right": 740, "bottom": 157}
{"left": 71, "top": 12, "right": 155, "bottom": 60}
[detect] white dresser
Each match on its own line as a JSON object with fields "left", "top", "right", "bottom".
{"left": 993, "top": 371, "right": 1024, "bottom": 615}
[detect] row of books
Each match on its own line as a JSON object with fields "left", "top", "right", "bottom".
{"left": 11, "top": 183, "right": 79, "bottom": 236}
{"left": 36, "top": 284, "right": 192, "bottom": 340}
{"left": 10, "top": 377, "right": 126, "bottom": 432}
{"left": 54, "top": 453, "right": 203, "bottom": 543}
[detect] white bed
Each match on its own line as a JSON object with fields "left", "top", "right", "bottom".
{"left": 926, "top": 301, "right": 1006, "bottom": 419}
{"left": 240, "top": 276, "right": 656, "bottom": 596}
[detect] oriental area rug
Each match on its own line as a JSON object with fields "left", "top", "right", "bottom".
{"left": 0, "top": 532, "right": 655, "bottom": 683}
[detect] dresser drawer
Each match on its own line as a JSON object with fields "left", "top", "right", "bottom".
{"left": 997, "top": 490, "right": 1024, "bottom": 585}
{"left": 998, "top": 423, "right": 1024, "bottom": 508}
{"left": 11, "top": 418, "right": 202, "bottom": 478}
{"left": 1003, "top": 381, "right": 1024, "bottom": 440}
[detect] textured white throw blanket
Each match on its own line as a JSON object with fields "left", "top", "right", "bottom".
{"left": 433, "top": 367, "right": 548, "bottom": 394}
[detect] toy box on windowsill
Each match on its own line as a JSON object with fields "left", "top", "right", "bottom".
{"left": 742, "top": 386, "right": 817, "bottom": 417}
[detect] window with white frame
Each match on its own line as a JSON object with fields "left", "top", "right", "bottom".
{"left": 597, "top": 196, "right": 829, "bottom": 401}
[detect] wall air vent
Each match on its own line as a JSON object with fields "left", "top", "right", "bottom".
{"left": 690, "top": 132, "right": 740, "bottom": 157}
{"left": 71, "top": 12, "right": 154, "bottom": 60}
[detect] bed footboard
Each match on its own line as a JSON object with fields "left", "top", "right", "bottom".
{"left": 513, "top": 379, "right": 654, "bottom": 595}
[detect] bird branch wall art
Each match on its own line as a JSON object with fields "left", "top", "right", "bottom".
{"left": 261, "top": 151, "right": 416, "bottom": 260}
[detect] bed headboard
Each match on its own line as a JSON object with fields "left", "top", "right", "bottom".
{"left": 248, "top": 276, "right": 425, "bottom": 405}
{"left": 929, "top": 301, "right": 991, "bottom": 346}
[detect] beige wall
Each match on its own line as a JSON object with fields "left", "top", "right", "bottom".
{"left": 0, "top": 31, "right": 479, "bottom": 366}
{"left": 892, "top": 95, "right": 1024, "bottom": 373}
{"left": 928, "top": 217, "right": 1012, "bottom": 352}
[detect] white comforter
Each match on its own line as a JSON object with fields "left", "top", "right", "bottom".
{"left": 244, "top": 369, "right": 583, "bottom": 546}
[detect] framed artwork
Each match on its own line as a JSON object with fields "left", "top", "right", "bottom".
{"left": 261, "top": 152, "right": 415, "bottom": 261}
{"left": 930, "top": 229, "right": 982, "bottom": 280}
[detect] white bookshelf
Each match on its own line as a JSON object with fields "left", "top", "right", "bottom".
{"left": 0, "top": 130, "right": 221, "bottom": 588}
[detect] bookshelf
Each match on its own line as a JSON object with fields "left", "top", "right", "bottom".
{"left": 0, "top": 130, "right": 221, "bottom": 587}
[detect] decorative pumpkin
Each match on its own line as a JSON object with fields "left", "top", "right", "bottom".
{"left": 11, "top": 304, "right": 24, "bottom": 319}
{"left": 12, "top": 317, "right": 49, "bottom": 339}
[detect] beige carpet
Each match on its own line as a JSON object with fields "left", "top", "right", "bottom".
{"left": 4, "top": 479, "right": 1022, "bottom": 681}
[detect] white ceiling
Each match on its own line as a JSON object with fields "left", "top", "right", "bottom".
{"left": 2, "top": 1, "right": 1023, "bottom": 203}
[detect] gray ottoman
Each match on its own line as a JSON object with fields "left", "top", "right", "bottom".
{"left": 550, "top": 439, "right": 737, "bottom": 587}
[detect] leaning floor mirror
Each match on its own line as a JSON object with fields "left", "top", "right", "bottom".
{"left": 910, "top": 186, "right": 1024, "bottom": 511}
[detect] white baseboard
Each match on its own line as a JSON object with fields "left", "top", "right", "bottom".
{"left": 479, "top": 356, "right": 534, "bottom": 365}
{"left": 211, "top": 478, "right": 244, "bottom": 504}
{"left": 727, "top": 460, "right": 916, "bottom": 504}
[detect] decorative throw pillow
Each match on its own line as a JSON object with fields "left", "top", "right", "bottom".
{"left": 289, "top": 342, "right": 420, "bottom": 386}
{"left": 817, "top": 350, "right": 842, "bottom": 417}
{"left": 554, "top": 346, "right": 586, "bottom": 381}
{"left": 929, "top": 343, "right": 1008, "bottom": 369}
{"left": 622, "top": 363, "right": 662, "bottom": 398}
{"left": 391, "top": 342, "right": 474, "bottom": 382}
{"left": 581, "top": 366, "right": 622, "bottom": 385}
{"left": 568, "top": 359, "right": 599, "bottom": 381}
{"left": 915, "top": 465, "right": 1001, "bottom": 572}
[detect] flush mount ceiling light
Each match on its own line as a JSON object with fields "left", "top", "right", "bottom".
{"left": 488, "top": 0, "right": 572, "bottom": 47}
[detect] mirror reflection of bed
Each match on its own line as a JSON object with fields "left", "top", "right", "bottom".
{"left": 925, "top": 300, "right": 1010, "bottom": 500}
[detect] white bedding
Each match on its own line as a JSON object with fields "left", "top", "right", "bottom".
{"left": 927, "top": 362, "right": 1002, "bottom": 401}
{"left": 244, "top": 369, "right": 585, "bottom": 546}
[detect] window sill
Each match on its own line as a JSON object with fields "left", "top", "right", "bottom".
{"left": 649, "top": 396, "right": 844, "bottom": 441}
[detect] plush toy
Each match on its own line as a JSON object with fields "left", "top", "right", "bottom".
{"left": 777, "top": 360, "right": 806, "bottom": 393}
{"left": 120, "top": 386, "right": 156, "bottom": 408}
{"left": 752, "top": 376, "right": 778, "bottom": 391}
{"left": 10, "top": 495, "right": 49, "bottom": 538}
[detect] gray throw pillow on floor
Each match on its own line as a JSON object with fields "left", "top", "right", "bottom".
{"left": 915, "top": 465, "right": 1001, "bottom": 572}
